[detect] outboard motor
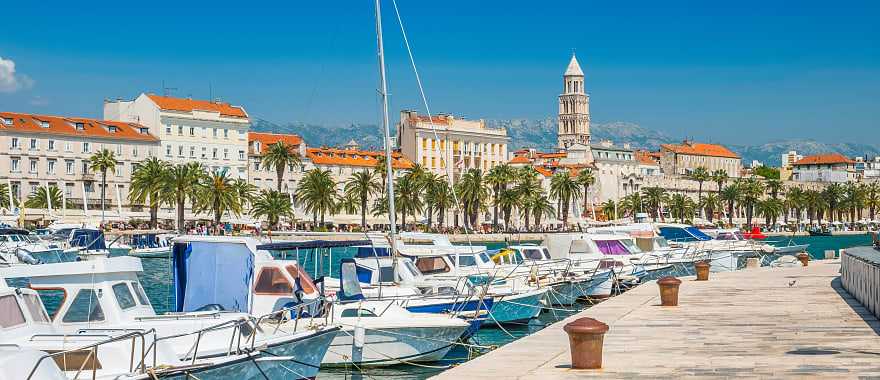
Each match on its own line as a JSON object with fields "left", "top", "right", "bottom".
{"left": 15, "top": 249, "right": 40, "bottom": 265}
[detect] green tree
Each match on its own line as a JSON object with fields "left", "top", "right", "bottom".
{"left": 756, "top": 198, "right": 784, "bottom": 226}
{"left": 295, "top": 169, "right": 337, "bottom": 226}
{"left": 784, "top": 186, "right": 806, "bottom": 226}
{"left": 668, "top": 193, "right": 696, "bottom": 223}
{"left": 344, "top": 170, "right": 382, "bottom": 229}
{"left": 0, "top": 183, "right": 9, "bottom": 209}
{"left": 530, "top": 194, "right": 556, "bottom": 229}
{"left": 195, "top": 168, "right": 243, "bottom": 224}
{"left": 865, "top": 182, "right": 880, "bottom": 221}
{"left": 161, "top": 162, "right": 206, "bottom": 233}
{"left": 575, "top": 169, "right": 596, "bottom": 220}
{"left": 822, "top": 183, "right": 844, "bottom": 223}
{"left": 738, "top": 178, "right": 765, "bottom": 229}
{"left": 496, "top": 188, "right": 520, "bottom": 230}
{"left": 129, "top": 157, "right": 169, "bottom": 228}
{"left": 720, "top": 184, "right": 741, "bottom": 226}
{"left": 688, "top": 167, "right": 710, "bottom": 210}
{"left": 700, "top": 193, "right": 723, "bottom": 223}
{"left": 394, "top": 173, "right": 424, "bottom": 230}
{"left": 711, "top": 169, "right": 728, "bottom": 194}
{"left": 549, "top": 171, "right": 582, "bottom": 228}
{"left": 24, "top": 185, "right": 71, "bottom": 210}
{"left": 803, "top": 189, "right": 827, "bottom": 225}
{"left": 765, "top": 179, "right": 783, "bottom": 199}
{"left": 642, "top": 186, "right": 668, "bottom": 221}
{"left": 232, "top": 179, "right": 259, "bottom": 208}
{"left": 262, "top": 142, "right": 301, "bottom": 192}
{"left": 514, "top": 173, "right": 543, "bottom": 230}
{"left": 619, "top": 192, "right": 644, "bottom": 218}
{"left": 89, "top": 149, "right": 119, "bottom": 223}
{"left": 601, "top": 200, "right": 617, "bottom": 221}
{"left": 455, "top": 169, "right": 490, "bottom": 229}
{"left": 425, "top": 176, "right": 453, "bottom": 228}
{"left": 753, "top": 166, "right": 780, "bottom": 180}
{"left": 486, "top": 164, "right": 516, "bottom": 229}
{"left": 251, "top": 190, "right": 295, "bottom": 229}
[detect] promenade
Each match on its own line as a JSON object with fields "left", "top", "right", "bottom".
{"left": 435, "top": 260, "right": 880, "bottom": 379}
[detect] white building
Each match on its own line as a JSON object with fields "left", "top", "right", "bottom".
{"left": 104, "top": 94, "right": 250, "bottom": 179}
{"left": 558, "top": 54, "right": 591, "bottom": 149}
{"left": 791, "top": 153, "right": 857, "bottom": 183}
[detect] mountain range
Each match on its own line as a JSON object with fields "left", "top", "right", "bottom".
{"left": 251, "top": 118, "right": 880, "bottom": 167}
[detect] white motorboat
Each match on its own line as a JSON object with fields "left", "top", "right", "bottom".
{"left": 0, "top": 228, "right": 69, "bottom": 265}
{"left": 108, "top": 230, "right": 175, "bottom": 258}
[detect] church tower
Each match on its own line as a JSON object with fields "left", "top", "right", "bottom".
{"left": 557, "top": 53, "right": 591, "bottom": 149}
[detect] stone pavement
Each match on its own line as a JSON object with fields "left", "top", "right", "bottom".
{"left": 434, "top": 260, "right": 880, "bottom": 379}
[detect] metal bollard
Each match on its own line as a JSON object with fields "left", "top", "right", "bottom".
{"left": 657, "top": 276, "right": 682, "bottom": 306}
{"left": 824, "top": 250, "right": 836, "bottom": 260}
{"left": 694, "top": 260, "right": 711, "bottom": 281}
{"left": 797, "top": 252, "right": 810, "bottom": 266}
{"left": 745, "top": 257, "right": 760, "bottom": 269}
{"left": 564, "top": 317, "right": 610, "bottom": 369}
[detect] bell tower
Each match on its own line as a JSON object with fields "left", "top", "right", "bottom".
{"left": 557, "top": 53, "right": 591, "bottom": 149}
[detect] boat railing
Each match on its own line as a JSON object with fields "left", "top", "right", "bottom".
{"left": 25, "top": 329, "right": 157, "bottom": 380}
{"left": 249, "top": 298, "right": 327, "bottom": 340}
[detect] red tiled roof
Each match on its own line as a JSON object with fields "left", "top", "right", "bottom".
{"left": 509, "top": 155, "right": 531, "bottom": 164}
{"left": 536, "top": 152, "right": 567, "bottom": 159}
{"left": 306, "top": 148, "right": 413, "bottom": 169}
{"left": 249, "top": 132, "right": 303, "bottom": 155}
{"left": 408, "top": 115, "right": 451, "bottom": 126}
{"left": 146, "top": 94, "right": 248, "bottom": 118}
{"left": 0, "top": 111, "right": 159, "bottom": 142}
{"left": 635, "top": 150, "right": 659, "bottom": 165}
{"left": 792, "top": 153, "right": 856, "bottom": 166}
{"left": 661, "top": 142, "right": 740, "bottom": 159}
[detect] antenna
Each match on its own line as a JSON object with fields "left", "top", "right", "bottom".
{"left": 161, "top": 80, "right": 178, "bottom": 97}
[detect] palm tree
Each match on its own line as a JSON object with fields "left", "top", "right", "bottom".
{"left": 0, "top": 183, "right": 11, "bottom": 210}
{"left": 688, "top": 167, "right": 710, "bottom": 212}
{"left": 642, "top": 186, "right": 668, "bottom": 221}
{"left": 575, "top": 169, "right": 596, "bottom": 220}
{"left": 711, "top": 169, "right": 728, "bottom": 194}
{"left": 668, "top": 193, "right": 695, "bottom": 223}
{"left": 840, "top": 182, "right": 864, "bottom": 223}
{"left": 161, "top": 162, "right": 206, "bottom": 233}
{"left": 738, "top": 178, "right": 765, "bottom": 229}
{"left": 262, "top": 142, "right": 301, "bottom": 192}
{"left": 756, "top": 198, "right": 784, "bottom": 227}
{"left": 720, "top": 184, "right": 740, "bottom": 226}
{"left": 549, "top": 171, "right": 582, "bottom": 228}
{"left": 295, "top": 169, "right": 337, "bottom": 226}
{"left": 514, "top": 173, "right": 543, "bottom": 230}
{"left": 394, "top": 174, "right": 424, "bottom": 230}
{"left": 785, "top": 187, "right": 806, "bottom": 227}
{"left": 374, "top": 155, "right": 389, "bottom": 193}
{"left": 765, "top": 179, "right": 783, "bottom": 199}
{"left": 24, "top": 186, "right": 70, "bottom": 209}
{"left": 232, "top": 179, "right": 259, "bottom": 208}
{"left": 425, "top": 177, "right": 453, "bottom": 228}
{"left": 803, "top": 189, "right": 826, "bottom": 225}
{"left": 251, "top": 190, "right": 295, "bottom": 229}
{"left": 344, "top": 170, "right": 382, "bottom": 229}
{"left": 486, "top": 164, "right": 515, "bottom": 229}
{"left": 530, "top": 194, "right": 556, "bottom": 229}
{"left": 89, "top": 149, "right": 119, "bottom": 223}
{"left": 700, "top": 193, "right": 723, "bottom": 223}
{"left": 129, "top": 157, "right": 169, "bottom": 228}
{"left": 195, "top": 168, "right": 244, "bottom": 224}
{"left": 455, "top": 169, "right": 489, "bottom": 229}
{"left": 865, "top": 182, "right": 880, "bottom": 221}
{"left": 822, "top": 183, "right": 844, "bottom": 223}
{"left": 601, "top": 200, "right": 617, "bottom": 221}
{"left": 619, "top": 192, "right": 644, "bottom": 218}
{"left": 496, "top": 188, "right": 520, "bottom": 231}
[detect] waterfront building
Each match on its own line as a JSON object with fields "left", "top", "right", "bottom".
{"left": 247, "top": 132, "right": 306, "bottom": 192}
{"left": 659, "top": 140, "right": 742, "bottom": 178}
{"left": 104, "top": 93, "right": 250, "bottom": 179}
{"left": 791, "top": 153, "right": 857, "bottom": 183}
{"left": 397, "top": 110, "right": 508, "bottom": 183}
{"left": 590, "top": 141, "right": 643, "bottom": 202}
{"left": 558, "top": 54, "right": 591, "bottom": 149}
{"left": 635, "top": 150, "right": 662, "bottom": 177}
{"left": 856, "top": 156, "right": 880, "bottom": 179}
{"left": 0, "top": 111, "right": 159, "bottom": 223}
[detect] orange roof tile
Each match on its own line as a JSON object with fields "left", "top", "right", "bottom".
{"left": 508, "top": 155, "right": 531, "bottom": 164}
{"left": 146, "top": 94, "right": 248, "bottom": 118}
{"left": 306, "top": 148, "right": 413, "bottom": 169}
{"left": 793, "top": 153, "right": 856, "bottom": 166}
{"left": 536, "top": 152, "right": 567, "bottom": 159}
{"left": 0, "top": 111, "right": 159, "bottom": 142}
{"left": 534, "top": 167, "right": 553, "bottom": 177}
{"left": 635, "top": 150, "right": 659, "bottom": 165}
{"left": 661, "top": 142, "right": 740, "bottom": 159}
{"left": 249, "top": 132, "right": 303, "bottom": 155}
{"left": 408, "top": 115, "right": 450, "bottom": 126}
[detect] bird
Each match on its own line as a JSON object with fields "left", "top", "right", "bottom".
{"left": 788, "top": 280, "right": 797, "bottom": 287}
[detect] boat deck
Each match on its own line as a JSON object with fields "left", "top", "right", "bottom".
{"left": 434, "top": 260, "right": 880, "bottom": 379}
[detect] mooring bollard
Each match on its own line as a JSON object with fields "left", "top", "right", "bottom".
{"left": 657, "top": 276, "right": 682, "bottom": 306}
{"left": 564, "top": 317, "right": 609, "bottom": 369}
{"left": 797, "top": 252, "right": 810, "bottom": 266}
{"left": 694, "top": 260, "right": 711, "bottom": 281}
{"left": 745, "top": 257, "right": 760, "bottom": 269}
{"left": 824, "top": 250, "right": 836, "bottom": 260}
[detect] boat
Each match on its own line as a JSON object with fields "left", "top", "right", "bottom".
{"left": 808, "top": 228, "right": 833, "bottom": 237}
{"left": 108, "top": 230, "right": 175, "bottom": 258}
{"left": 0, "top": 228, "right": 70, "bottom": 265}
{"left": 655, "top": 223, "right": 768, "bottom": 272}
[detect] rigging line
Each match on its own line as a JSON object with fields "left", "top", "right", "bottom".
{"left": 390, "top": 0, "right": 478, "bottom": 252}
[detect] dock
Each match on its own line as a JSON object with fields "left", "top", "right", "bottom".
{"left": 435, "top": 260, "right": 880, "bottom": 379}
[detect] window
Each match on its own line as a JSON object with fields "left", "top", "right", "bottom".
{"left": 522, "top": 248, "right": 545, "bottom": 260}
{"left": 82, "top": 142, "right": 90, "bottom": 153}
{"left": 285, "top": 265, "right": 317, "bottom": 294}
{"left": 48, "top": 140, "right": 55, "bottom": 150}
{"left": 178, "top": 145, "right": 184, "bottom": 156}
{"left": 133, "top": 147, "right": 138, "bottom": 157}
{"left": 212, "top": 148, "right": 218, "bottom": 159}
{"left": 115, "top": 144, "right": 122, "bottom": 155}
{"left": 10, "top": 157, "right": 20, "bottom": 172}
{"left": 65, "top": 142, "right": 72, "bottom": 152}
{"left": 47, "top": 159, "right": 56, "bottom": 174}
{"left": 414, "top": 257, "right": 450, "bottom": 275}
{"left": 213, "top": 128, "right": 218, "bottom": 138}
{"left": 457, "top": 255, "right": 477, "bottom": 267}
{"left": 189, "top": 127, "right": 195, "bottom": 136}
{"left": 189, "top": 146, "right": 195, "bottom": 157}
{"left": 223, "top": 129, "right": 229, "bottom": 138}
{"left": 62, "top": 289, "right": 104, "bottom": 323}
{"left": 340, "top": 308, "right": 378, "bottom": 318}
{"left": 112, "top": 283, "right": 137, "bottom": 310}
{"left": 10, "top": 137, "right": 19, "bottom": 149}
{"left": 253, "top": 161, "right": 260, "bottom": 171}
{"left": 2, "top": 117, "right": 12, "bottom": 126}
{"left": 239, "top": 150, "right": 245, "bottom": 160}
{"left": 75, "top": 122, "right": 85, "bottom": 131}
{"left": 22, "top": 294, "right": 49, "bottom": 323}
{"left": 82, "top": 161, "right": 90, "bottom": 175}
{"left": 66, "top": 160, "right": 74, "bottom": 175}
{"left": 29, "top": 138, "right": 38, "bottom": 150}
{"left": 223, "top": 148, "right": 228, "bottom": 159}
{"left": 165, "top": 126, "right": 172, "bottom": 135}
{"left": 131, "top": 282, "right": 150, "bottom": 306}
{"left": 65, "top": 183, "right": 73, "bottom": 198}
{"left": 0, "top": 295, "right": 26, "bottom": 328}
{"left": 177, "top": 125, "right": 183, "bottom": 135}
{"left": 29, "top": 159, "right": 38, "bottom": 173}
{"left": 254, "top": 267, "right": 293, "bottom": 294}
{"left": 108, "top": 126, "right": 118, "bottom": 133}
{"left": 165, "top": 145, "right": 172, "bottom": 157}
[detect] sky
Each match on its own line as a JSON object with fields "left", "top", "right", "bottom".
{"left": 1, "top": 1, "right": 878, "bottom": 145}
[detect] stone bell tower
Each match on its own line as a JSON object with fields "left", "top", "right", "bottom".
{"left": 557, "top": 53, "right": 591, "bottom": 149}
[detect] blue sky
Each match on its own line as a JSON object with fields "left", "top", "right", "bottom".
{"left": 1, "top": 1, "right": 877, "bottom": 144}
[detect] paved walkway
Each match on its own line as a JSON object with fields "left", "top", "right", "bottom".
{"left": 435, "top": 260, "right": 880, "bottom": 379}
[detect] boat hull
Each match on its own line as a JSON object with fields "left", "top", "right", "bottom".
{"left": 321, "top": 324, "right": 467, "bottom": 366}
{"left": 487, "top": 288, "right": 547, "bottom": 325}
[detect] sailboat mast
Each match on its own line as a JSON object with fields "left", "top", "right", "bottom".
{"left": 375, "top": 0, "right": 399, "bottom": 279}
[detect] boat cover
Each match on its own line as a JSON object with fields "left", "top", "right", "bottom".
{"left": 173, "top": 241, "right": 254, "bottom": 312}
{"left": 70, "top": 229, "right": 107, "bottom": 250}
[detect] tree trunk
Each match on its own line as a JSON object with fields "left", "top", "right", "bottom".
{"left": 276, "top": 166, "right": 285, "bottom": 192}
{"left": 492, "top": 185, "right": 499, "bottom": 229}
{"left": 177, "top": 197, "right": 185, "bottom": 233}
{"left": 361, "top": 196, "right": 367, "bottom": 229}
{"left": 727, "top": 202, "right": 734, "bottom": 226}
{"left": 438, "top": 206, "right": 445, "bottom": 228}
{"left": 101, "top": 170, "right": 108, "bottom": 223}
{"left": 524, "top": 208, "right": 531, "bottom": 231}
{"left": 149, "top": 192, "right": 158, "bottom": 229}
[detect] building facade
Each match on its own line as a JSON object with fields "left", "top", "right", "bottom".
{"left": 0, "top": 112, "right": 159, "bottom": 223}
{"left": 397, "top": 110, "right": 508, "bottom": 183}
{"left": 791, "top": 153, "right": 857, "bottom": 183}
{"left": 247, "top": 132, "right": 306, "bottom": 192}
{"left": 558, "top": 54, "right": 591, "bottom": 149}
{"left": 659, "top": 141, "right": 741, "bottom": 178}
{"left": 590, "top": 141, "right": 643, "bottom": 202}
{"left": 104, "top": 93, "right": 250, "bottom": 179}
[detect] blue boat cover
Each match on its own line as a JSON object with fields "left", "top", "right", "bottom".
{"left": 70, "top": 229, "right": 107, "bottom": 250}
{"left": 355, "top": 246, "right": 391, "bottom": 258}
{"left": 172, "top": 241, "right": 254, "bottom": 312}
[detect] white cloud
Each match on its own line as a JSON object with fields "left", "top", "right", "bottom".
{"left": 0, "top": 56, "right": 34, "bottom": 93}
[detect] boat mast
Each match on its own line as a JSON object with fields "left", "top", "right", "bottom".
{"left": 375, "top": 0, "right": 399, "bottom": 281}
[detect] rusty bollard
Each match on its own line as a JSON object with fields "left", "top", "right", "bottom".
{"left": 657, "top": 276, "right": 682, "bottom": 306}
{"left": 797, "top": 252, "right": 810, "bottom": 266}
{"left": 694, "top": 260, "right": 711, "bottom": 281}
{"left": 564, "top": 317, "right": 609, "bottom": 369}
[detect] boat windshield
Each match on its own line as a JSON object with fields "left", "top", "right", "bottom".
{"left": 594, "top": 240, "right": 631, "bottom": 255}
{"left": 654, "top": 237, "right": 671, "bottom": 248}
{"left": 457, "top": 254, "right": 478, "bottom": 267}
{"left": 659, "top": 226, "right": 712, "bottom": 242}
{"left": 715, "top": 232, "right": 742, "bottom": 241}
{"left": 619, "top": 239, "right": 643, "bottom": 254}
{"left": 521, "top": 248, "right": 546, "bottom": 261}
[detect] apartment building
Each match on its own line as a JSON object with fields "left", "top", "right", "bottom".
{"left": 791, "top": 153, "right": 857, "bottom": 183}
{"left": 659, "top": 140, "right": 742, "bottom": 178}
{"left": 0, "top": 112, "right": 159, "bottom": 222}
{"left": 248, "top": 132, "right": 307, "bottom": 192}
{"left": 104, "top": 93, "right": 250, "bottom": 179}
